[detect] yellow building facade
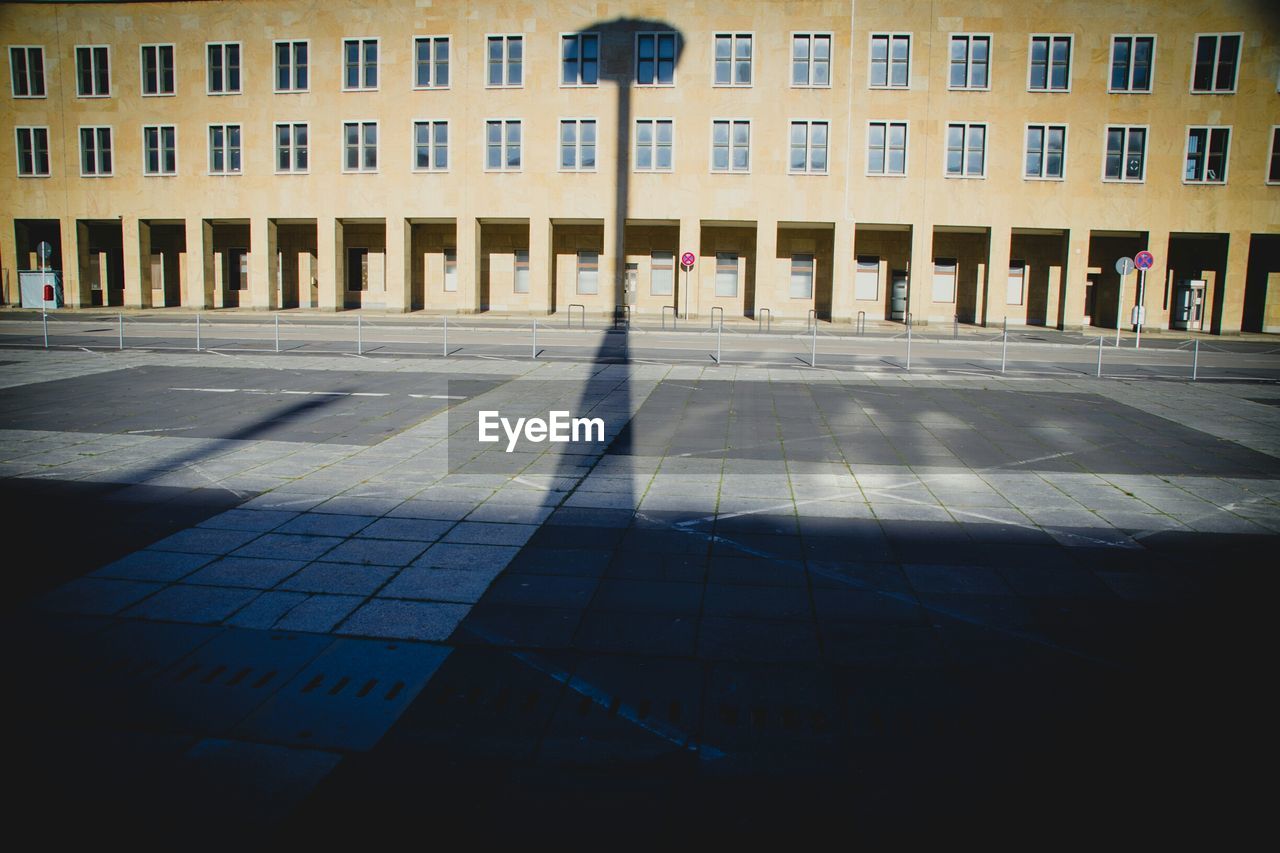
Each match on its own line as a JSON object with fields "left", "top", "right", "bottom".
{"left": 1, "top": 0, "right": 1278, "bottom": 332}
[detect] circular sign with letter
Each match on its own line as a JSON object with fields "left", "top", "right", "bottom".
{"left": 36, "top": 241, "right": 53, "bottom": 262}
{"left": 681, "top": 251, "right": 696, "bottom": 268}
{"left": 1134, "top": 251, "right": 1154, "bottom": 270}
{"left": 1114, "top": 256, "right": 1135, "bottom": 276}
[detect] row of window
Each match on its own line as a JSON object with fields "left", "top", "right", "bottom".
{"left": 15, "top": 120, "right": 1280, "bottom": 185}
{"left": 7, "top": 32, "right": 1256, "bottom": 98}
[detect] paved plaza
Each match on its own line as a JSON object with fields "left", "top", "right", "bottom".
{"left": 3, "top": 339, "right": 1278, "bottom": 840}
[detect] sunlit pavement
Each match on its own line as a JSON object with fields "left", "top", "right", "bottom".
{"left": 3, "top": 344, "right": 1277, "bottom": 841}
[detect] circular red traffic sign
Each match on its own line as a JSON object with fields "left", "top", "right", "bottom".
{"left": 681, "top": 251, "right": 696, "bottom": 267}
{"left": 1134, "top": 251, "right": 1154, "bottom": 270}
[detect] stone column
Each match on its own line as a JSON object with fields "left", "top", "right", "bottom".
{"left": 678, "top": 217, "right": 701, "bottom": 318}
{"left": 831, "top": 220, "right": 854, "bottom": 322}
{"left": 317, "top": 218, "right": 342, "bottom": 311}
{"left": 385, "top": 217, "right": 409, "bottom": 313}
{"left": 1059, "top": 228, "right": 1090, "bottom": 331}
{"left": 249, "top": 217, "right": 279, "bottom": 310}
{"left": 1216, "top": 230, "right": 1251, "bottom": 334}
{"left": 122, "top": 217, "right": 151, "bottom": 309}
{"left": 985, "top": 224, "right": 1012, "bottom": 328}
{"left": 907, "top": 222, "right": 933, "bottom": 325}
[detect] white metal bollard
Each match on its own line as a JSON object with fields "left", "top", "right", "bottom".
{"left": 357, "top": 315, "right": 363, "bottom": 355}
{"left": 1000, "top": 329, "right": 1008, "bottom": 375}
{"left": 1096, "top": 335, "right": 1103, "bottom": 378}
{"left": 1192, "top": 338, "right": 1199, "bottom": 381}
{"left": 532, "top": 319, "right": 537, "bottom": 359}
{"left": 716, "top": 317, "right": 722, "bottom": 364}
{"left": 196, "top": 313, "right": 201, "bottom": 351}
{"left": 274, "top": 314, "right": 280, "bottom": 353}
{"left": 906, "top": 322, "right": 912, "bottom": 371}
{"left": 42, "top": 312, "right": 48, "bottom": 349}
{"left": 810, "top": 322, "right": 817, "bottom": 367}
{"left": 442, "top": 315, "right": 448, "bottom": 357}
{"left": 118, "top": 313, "right": 124, "bottom": 350}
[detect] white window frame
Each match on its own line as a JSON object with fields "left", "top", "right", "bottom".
{"left": 855, "top": 256, "right": 880, "bottom": 301}
{"left": 205, "top": 41, "right": 242, "bottom": 95}
{"left": 715, "top": 252, "right": 739, "bottom": 297}
{"left": 651, "top": 250, "right": 675, "bottom": 295}
{"left": 948, "top": 33, "right": 992, "bottom": 91}
{"left": 712, "top": 32, "right": 753, "bottom": 87}
{"left": 790, "top": 32, "right": 832, "bottom": 88}
{"left": 932, "top": 257, "right": 958, "bottom": 303}
{"left": 1190, "top": 32, "right": 1242, "bottom": 94}
{"left": 576, "top": 250, "right": 599, "bottom": 295}
{"left": 412, "top": 119, "right": 449, "bottom": 172}
{"left": 788, "top": 119, "right": 829, "bottom": 175}
{"left": 274, "top": 40, "right": 310, "bottom": 93}
{"left": 710, "top": 118, "right": 751, "bottom": 174}
{"left": 1007, "top": 260, "right": 1026, "bottom": 306}
{"left": 10, "top": 45, "right": 46, "bottom": 98}
{"left": 868, "top": 32, "right": 911, "bottom": 89}
{"left": 635, "top": 32, "right": 677, "bottom": 87}
{"left": 1109, "top": 34, "right": 1156, "bottom": 93}
{"left": 790, "top": 253, "right": 815, "bottom": 300}
{"left": 634, "top": 117, "right": 674, "bottom": 173}
{"left": 1101, "top": 124, "right": 1148, "bottom": 183}
{"left": 1183, "top": 125, "right": 1231, "bottom": 185}
{"left": 484, "top": 118, "right": 522, "bottom": 172}
{"left": 514, "top": 248, "right": 530, "bottom": 293}
{"left": 1024, "top": 123, "right": 1067, "bottom": 181}
{"left": 142, "top": 124, "right": 177, "bottom": 176}
{"left": 140, "top": 43, "right": 175, "bottom": 97}
{"left": 944, "top": 121, "right": 987, "bottom": 179}
{"left": 866, "top": 120, "right": 908, "bottom": 176}
{"left": 342, "top": 120, "right": 378, "bottom": 173}
{"left": 486, "top": 34, "right": 524, "bottom": 89}
{"left": 1027, "top": 34, "right": 1072, "bottom": 92}
{"left": 443, "top": 248, "right": 457, "bottom": 292}
{"left": 14, "top": 126, "right": 50, "bottom": 177}
{"left": 413, "top": 35, "right": 450, "bottom": 90}
{"left": 560, "top": 32, "right": 599, "bottom": 87}
{"left": 342, "top": 37, "right": 379, "bottom": 92}
{"left": 78, "top": 125, "right": 113, "bottom": 177}
{"left": 1268, "top": 126, "right": 1280, "bottom": 186}
{"left": 274, "top": 122, "right": 309, "bottom": 174}
{"left": 74, "top": 45, "right": 111, "bottom": 98}
{"left": 559, "top": 117, "right": 598, "bottom": 173}
{"left": 207, "top": 123, "right": 242, "bottom": 175}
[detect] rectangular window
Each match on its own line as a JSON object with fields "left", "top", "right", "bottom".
{"left": 9, "top": 46, "right": 45, "bottom": 97}
{"left": 1270, "top": 127, "right": 1280, "bottom": 184}
{"left": 443, "top": 248, "right": 457, "bottom": 292}
{"left": 1110, "top": 35, "right": 1154, "bottom": 92}
{"left": 343, "top": 38, "right": 378, "bottom": 90}
{"left": 275, "top": 41, "right": 309, "bottom": 92}
{"left": 637, "top": 32, "right": 676, "bottom": 85}
{"left": 487, "top": 35, "right": 523, "bottom": 87}
{"left": 576, "top": 251, "right": 599, "bottom": 295}
{"left": 714, "top": 33, "right": 752, "bottom": 86}
{"left": 651, "top": 251, "right": 675, "bottom": 295}
{"left": 486, "top": 119, "right": 521, "bottom": 171}
{"left": 1192, "top": 34, "right": 1241, "bottom": 93}
{"left": 932, "top": 258, "right": 957, "bottom": 303}
{"left": 79, "top": 126, "right": 112, "bottom": 176}
{"left": 712, "top": 119, "right": 750, "bottom": 172}
{"left": 15, "top": 127, "right": 50, "bottom": 176}
{"left": 792, "top": 33, "right": 831, "bottom": 87}
{"left": 514, "top": 249, "right": 530, "bottom": 293}
{"left": 635, "top": 119, "right": 673, "bottom": 171}
{"left": 415, "top": 36, "right": 450, "bottom": 88}
{"left": 559, "top": 119, "right": 597, "bottom": 171}
{"left": 343, "top": 121, "right": 377, "bottom": 172}
{"left": 1185, "top": 127, "right": 1230, "bottom": 184}
{"left": 949, "top": 35, "right": 990, "bottom": 89}
{"left": 275, "top": 122, "right": 308, "bottom": 173}
{"left": 1007, "top": 261, "right": 1026, "bottom": 306}
{"left": 75, "top": 46, "right": 110, "bottom": 96}
{"left": 789, "top": 120, "right": 828, "bottom": 174}
{"left": 208, "top": 124, "right": 241, "bottom": 174}
{"left": 1104, "top": 125, "right": 1146, "bottom": 181}
{"left": 141, "top": 44, "right": 175, "bottom": 95}
{"left": 1025, "top": 124, "right": 1066, "bottom": 179}
{"left": 867, "top": 121, "right": 907, "bottom": 175}
{"left": 869, "top": 33, "right": 910, "bottom": 88}
{"left": 207, "top": 42, "right": 241, "bottom": 94}
{"left": 143, "top": 125, "right": 177, "bottom": 175}
{"left": 790, "top": 254, "right": 814, "bottom": 299}
{"left": 1029, "top": 35, "right": 1071, "bottom": 91}
{"left": 855, "top": 256, "right": 880, "bottom": 301}
{"left": 945, "top": 122, "right": 985, "bottom": 177}
{"left": 715, "top": 253, "right": 739, "bottom": 297}
{"left": 561, "top": 33, "right": 598, "bottom": 86}
{"left": 413, "top": 120, "right": 448, "bottom": 171}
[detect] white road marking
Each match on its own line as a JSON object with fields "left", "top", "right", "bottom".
{"left": 126, "top": 427, "right": 197, "bottom": 434}
{"left": 170, "top": 387, "right": 238, "bottom": 393}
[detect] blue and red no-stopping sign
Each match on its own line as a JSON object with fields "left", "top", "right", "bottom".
{"left": 1134, "top": 251, "right": 1154, "bottom": 270}
{"left": 681, "top": 251, "right": 696, "bottom": 268}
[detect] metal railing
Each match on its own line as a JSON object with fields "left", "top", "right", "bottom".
{"left": 567, "top": 303, "right": 585, "bottom": 329}
{"left": 661, "top": 304, "right": 677, "bottom": 330}
{"left": 757, "top": 308, "right": 772, "bottom": 333}
{"left": 856, "top": 311, "right": 866, "bottom": 336}
{"left": 709, "top": 306, "right": 723, "bottom": 330}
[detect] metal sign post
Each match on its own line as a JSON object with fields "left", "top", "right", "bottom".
{"left": 1114, "top": 256, "right": 1135, "bottom": 348}
{"left": 681, "top": 252, "right": 695, "bottom": 320}
{"left": 1133, "top": 251, "right": 1154, "bottom": 351}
